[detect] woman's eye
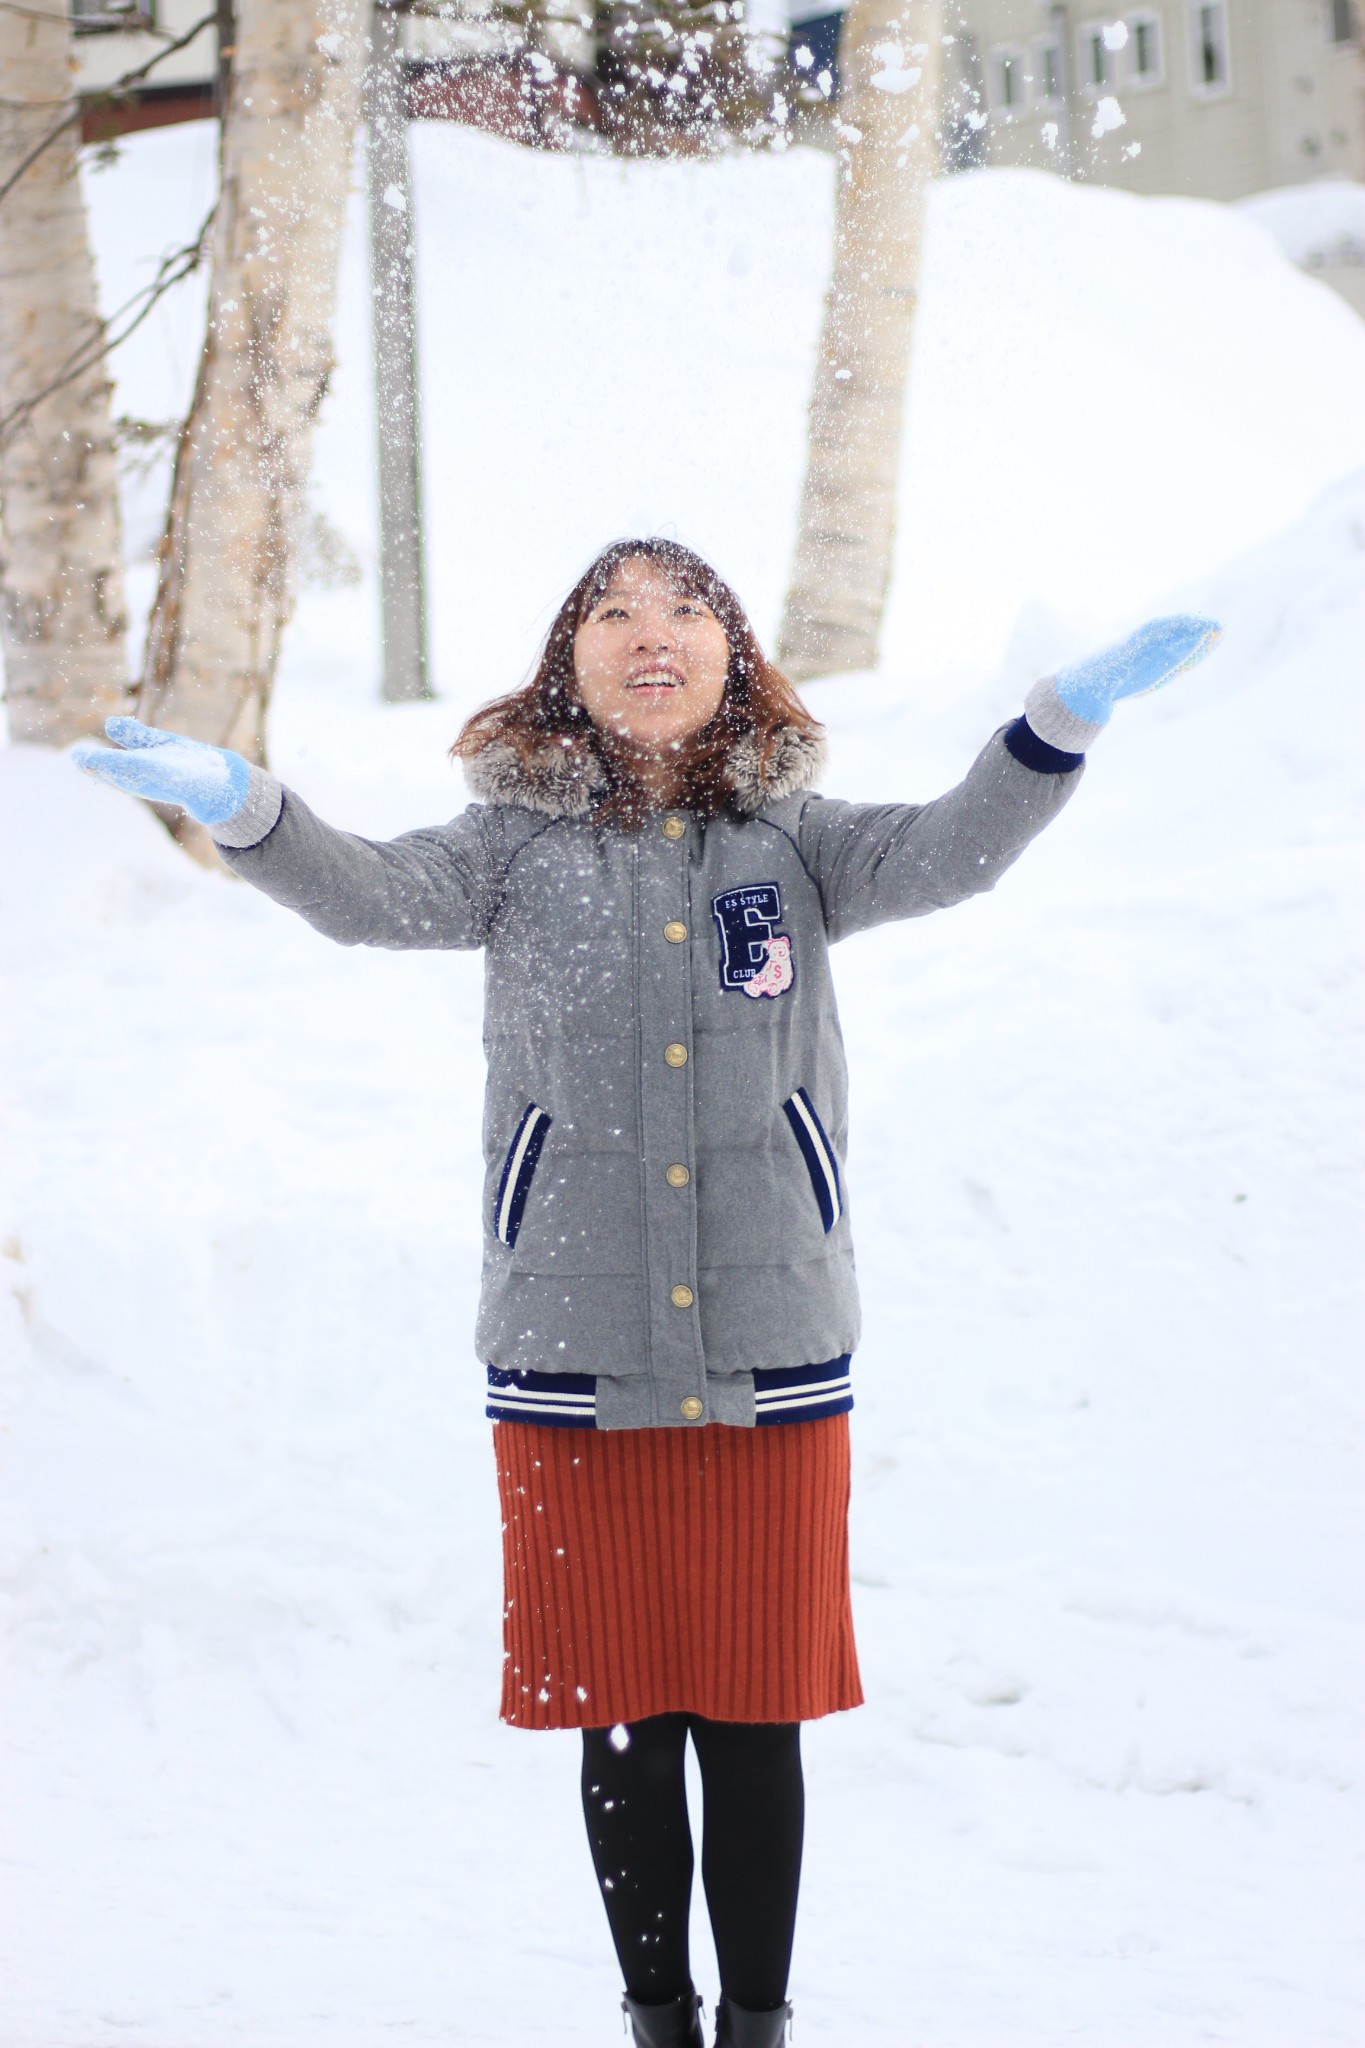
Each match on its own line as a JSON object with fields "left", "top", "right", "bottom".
{"left": 597, "top": 606, "right": 628, "bottom": 620}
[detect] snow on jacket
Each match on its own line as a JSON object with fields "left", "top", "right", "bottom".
{"left": 213, "top": 717, "right": 1082, "bottom": 1429}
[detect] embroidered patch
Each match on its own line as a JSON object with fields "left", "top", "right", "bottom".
{"left": 712, "top": 883, "right": 795, "bottom": 999}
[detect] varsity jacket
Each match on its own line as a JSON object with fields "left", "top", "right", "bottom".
{"left": 213, "top": 715, "right": 1082, "bottom": 1429}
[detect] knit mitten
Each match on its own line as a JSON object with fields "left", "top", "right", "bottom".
{"left": 73, "top": 714, "right": 261, "bottom": 829}
{"left": 1024, "top": 615, "right": 1222, "bottom": 754}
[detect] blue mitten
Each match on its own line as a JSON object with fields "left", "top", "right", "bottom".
{"left": 1024, "top": 615, "right": 1222, "bottom": 754}
{"left": 72, "top": 716, "right": 251, "bottom": 826}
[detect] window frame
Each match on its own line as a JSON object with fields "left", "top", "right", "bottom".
{"left": 71, "top": 0, "right": 155, "bottom": 31}
{"left": 1124, "top": 9, "right": 1165, "bottom": 88}
{"left": 1032, "top": 34, "right": 1066, "bottom": 108}
{"left": 1327, "top": 0, "right": 1358, "bottom": 46}
{"left": 1187, "top": 0, "right": 1232, "bottom": 97}
{"left": 988, "top": 42, "right": 1031, "bottom": 118}
{"left": 1076, "top": 16, "right": 1119, "bottom": 96}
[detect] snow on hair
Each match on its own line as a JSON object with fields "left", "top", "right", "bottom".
{"left": 452, "top": 539, "right": 825, "bottom": 825}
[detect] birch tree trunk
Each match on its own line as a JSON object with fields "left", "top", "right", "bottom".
{"left": 139, "top": 0, "right": 367, "bottom": 843}
{"left": 777, "top": 0, "right": 941, "bottom": 682}
{"left": 367, "top": 0, "right": 430, "bottom": 704}
{"left": 0, "top": 0, "right": 129, "bottom": 746}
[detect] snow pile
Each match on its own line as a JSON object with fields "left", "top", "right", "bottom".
{"left": 73, "top": 126, "right": 1365, "bottom": 711}
{"left": 3, "top": 125, "right": 1364, "bottom": 2044}
{"left": 1240, "top": 178, "right": 1365, "bottom": 271}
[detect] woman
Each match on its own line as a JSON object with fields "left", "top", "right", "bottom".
{"left": 75, "top": 539, "right": 1219, "bottom": 2046}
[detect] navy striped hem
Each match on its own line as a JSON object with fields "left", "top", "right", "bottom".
{"left": 485, "top": 1357, "right": 853, "bottom": 1429}
{"left": 754, "top": 1354, "right": 853, "bottom": 1424}
{"left": 486, "top": 1366, "right": 598, "bottom": 1427}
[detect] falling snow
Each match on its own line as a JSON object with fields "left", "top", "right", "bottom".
{"left": 2, "top": 121, "right": 1363, "bottom": 2048}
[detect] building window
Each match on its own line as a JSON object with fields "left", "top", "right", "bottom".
{"left": 1125, "top": 10, "right": 1164, "bottom": 85}
{"left": 1077, "top": 18, "right": 1118, "bottom": 93}
{"left": 71, "top": 0, "right": 154, "bottom": 29}
{"left": 1327, "top": 0, "right": 1357, "bottom": 44}
{"left": 989, "top": 44, "right": 1029, "bottom": 115}
{"left": 1188, "top": 0, "right": 1231, "bottom": 93}
{"left": 1034, "top": 35, "right": 1065, "bottom": 106}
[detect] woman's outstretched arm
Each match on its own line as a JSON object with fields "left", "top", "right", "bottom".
{"left": 73, "top": 717, "right": 502, "bottom": 951}
{"left": 797, "top": 615, "right": 1221, "bottom": 943}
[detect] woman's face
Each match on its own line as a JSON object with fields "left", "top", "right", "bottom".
{"left": 573, "top": 558, "right": 731, "bottom": 754}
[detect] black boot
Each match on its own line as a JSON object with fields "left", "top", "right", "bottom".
{"left": 622, "top": 1990, "right": 705, "bottom": 2048}
{"left": 713, "top": 1998, "right": 792, "bottom": 2047}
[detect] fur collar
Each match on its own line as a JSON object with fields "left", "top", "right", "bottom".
{"left": 463, "top": 724, "right": 825, "bottom": 820}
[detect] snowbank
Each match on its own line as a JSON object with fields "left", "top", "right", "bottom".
{"left": 69, "top": 123, "right": 1365, "bottom": 708}
{"left": 2, "top": 124, "right": 1363, "bottom": 2045}
{"left": 1240, "top": 178, "right": 1365, "bottom": 269}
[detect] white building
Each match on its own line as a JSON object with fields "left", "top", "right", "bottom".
{"left": 959, "top": 0, "right": 1365, "bottom": 198}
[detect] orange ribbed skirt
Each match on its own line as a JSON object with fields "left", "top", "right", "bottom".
{"left": 493, "top": 1414, "right": 863, "bottom": 1730}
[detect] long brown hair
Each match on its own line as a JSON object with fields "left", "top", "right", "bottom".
{"left": 451, "top": 539, "right": 823, "bottom": 826}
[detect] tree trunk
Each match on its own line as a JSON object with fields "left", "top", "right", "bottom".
{"left": 776, "top": 0, "right": 941, "bottom": 682}
{"left": 367, "top": 0, "right": 430, "bottom": 705}
{"left": 0, "top": 0, "right": 129, "bottom": 746}
{"left": 138, "top": 0, "right": 367, "bottom": 840}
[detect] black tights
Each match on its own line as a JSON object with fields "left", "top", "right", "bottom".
{"left": 581, "top": 1714, "right": 803, "bottom": 2012}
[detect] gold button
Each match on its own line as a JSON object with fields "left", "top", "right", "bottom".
{"left": 670, "top": 1284, "right": 694, "bottom": 1309}
{"left": 662, "top": 815, "right": 686, "bottom": 840}
{"left": 680, "top": 1396, "right": 705, "bottom": 1421}
{"left": 665, "top": 1163, "right": 690, "bottom": 1188}
{"left": 664, "top": 1042, "right": 688, "bottom": 1068}
{"left": 663, "top": 921, "right": 688, "bottom": 944}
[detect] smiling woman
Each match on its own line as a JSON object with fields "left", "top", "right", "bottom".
{"left": 450, "top": 537, "right": 825, "bottom": 828}
{"left": 71, "top": 534, "right": 1220, "bottom": 2047}
{"left": 573, "top": 559, "right": 731, "bottom": 775}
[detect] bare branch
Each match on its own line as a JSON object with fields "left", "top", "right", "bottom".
{"left": 0, "top": 109, "right": 79, "bottom": 205}
{"left": 0, "top": 10, "right": 214, "bottom": 207}
{"left": 0, "top": 206, "right": 214, "bottom": 449}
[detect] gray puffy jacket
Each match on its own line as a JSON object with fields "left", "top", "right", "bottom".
{"left": 215, "top": 717, "right": 1081, "bottom": 1429}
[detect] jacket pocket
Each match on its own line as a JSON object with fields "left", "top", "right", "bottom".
{"left": 494, "top": 1103, "right": 553, "bottom": 1249}
{"left": 782, "top": 1088, "right": 843, "bottom": 1233}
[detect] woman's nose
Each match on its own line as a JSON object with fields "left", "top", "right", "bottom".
{"left": 633, "top": 616, "right": 674, "bottom": 652}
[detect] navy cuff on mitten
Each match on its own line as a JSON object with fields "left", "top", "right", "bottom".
{"left": 1003, "top": 716, "right": 1086, "bottom": 776}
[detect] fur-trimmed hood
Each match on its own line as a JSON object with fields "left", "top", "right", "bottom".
{"left": 462, "top": 723, "right": 825, "bottom": 820}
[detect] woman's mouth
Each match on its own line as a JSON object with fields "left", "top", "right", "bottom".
{"left": 625, "top": 668, "right": 684, "bottom": 692}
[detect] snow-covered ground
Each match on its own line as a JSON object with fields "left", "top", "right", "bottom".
{"left": 1239, "top": 180, "right": 1365, "bottom": 321}
{"left": 2, "top": 127, "right": 1363, "bottom": 2045}
{"left": 1241, "top": 178, "right": 1365, "bottom": 269}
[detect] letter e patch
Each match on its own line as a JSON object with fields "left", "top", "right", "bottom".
{"left": 712, "top": 883, "right": 795, "bottom": 1000}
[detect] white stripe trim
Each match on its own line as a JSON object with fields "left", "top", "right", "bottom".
{"left": 490, "top": 1387, "right": 596, "bottom": 1407}
{"left": 789, "top": 1091, "right": 842, "bottom": 1224}
{"left": 757, "top": 1392, "right": 855, "bottom": 1409}
{"left": 755, "top": 1382, "right": 852, "bottom": 1411}
{"left": 491, "top": 1393, "right": 597, "bottom": 1408}
{"left": 496, "top": 1108, "right": 547, "bottom": 1245}
{"left": 755, "top": 1374, "right": 852, "bottom": 1398}
{"left": 489, "top": 1396, "right": 597, "bottom": 1419}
